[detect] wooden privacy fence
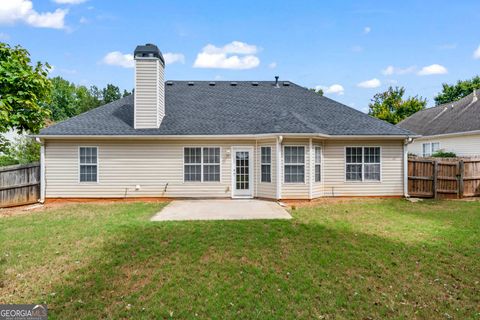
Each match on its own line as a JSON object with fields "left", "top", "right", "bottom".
{"left": 0, "top": 162, "right": 40, "bottom": 208}
{"left": 408, "top": 158, "right": 480, "bottom": 199}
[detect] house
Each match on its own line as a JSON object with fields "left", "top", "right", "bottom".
{"left": 398, "top": 89, "right": 480, "bottom": 157}
{"left": 35, "top": 43, "right": 414, "bottom": 201}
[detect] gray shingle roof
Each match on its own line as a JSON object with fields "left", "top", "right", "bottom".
{"left": 398, "top": 89, "right": 480, "bottom": 136}
{"left": 40, "top": 81, "right": 412, "bottom": 136}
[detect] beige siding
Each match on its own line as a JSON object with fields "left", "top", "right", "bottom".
{"left": 322, "top": 140, "right": 404, "bottom": 196}
{"left": 134, "top": 59, "right": 160, "bottom": 128}
{"left": 45, "top": 139, "right": 256, "bottom": 198}
{"left": 44, "top": 138, "right": 405, "bottom": 199}
{"left": 158, "top": 61, "right": 165, "bottom": 124}
{"left": 408, "top": 133, "right": 480, "bottom": 157}
{"left": 256, "top": 140, "right": 277, "bottom": 199}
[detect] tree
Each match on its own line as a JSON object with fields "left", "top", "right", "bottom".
{"left": 368, "top": 86, "right": 427, "bottom": 124}
{"left": 48, "top": 77, "right": 78, "bottom": 120}
{"left": 102, "top": 84, "right": 121, "bottom": 104}
{"left": 309, "top": 88, "right": 324, "bottom": 96}
{"left": 434, "top": 76, "right": 480, "bottom": 105}
{"left": 0, "top": 43, "right": 52, "bottom": 134}
{"left": 123, "top": 89, "right": 132, "bottom": 97}
{"left": 0, "top": 135, "right": 40, "bottom": 166}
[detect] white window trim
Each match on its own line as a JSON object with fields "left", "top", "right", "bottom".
{"left": 314, "top": 145, "right": 322, "bottom": 183}
{"left": 344, "top": 146, "right": 382, "bottom": 183}
{"left": 283, "top": 145, "right": 307, "bottom": 184}
{"left": 182, "top": 146, "right": 222, "bottom": 183}
{"left": 260, "top": 146, "right": 272, "bottom": 183}
{"left": 78, "top": 146, "right": 99, "bottom": 184}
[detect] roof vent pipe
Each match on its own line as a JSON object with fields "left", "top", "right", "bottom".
{"left": 274, "top": 76, "right": 279, "bottom": 88}
{"left": 473, "top": 89, "right": 478, "bottom": 103}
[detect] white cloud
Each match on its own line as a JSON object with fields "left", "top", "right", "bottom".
{"left": 316, "top": 84, "right": 345, "bottom": 95}
{"left": 79, "top": 16, "right": 88, "bottom": 24}
{"left": 0, "top": 0, "right": 68, "bottom": 29}
{"left": 53, "top": 0, "right": 87, "bottom": 4}
{"left": 268, "top": 62, "right": 277, "bottom": 69}
{"left": 102, "top": 51, "right": 134, "bottom": 68}
{"left": 363, "top": 26, "right": 371, "bottom": 34}
{"left": 473, "top": 45, "right": 480, "bottom": 59}
{"left": 193, "top": 41, "right": 260, "bottom": 69}
{"left": 0, "top": 32, "right": 9, "bottom": 40}
{"left": 438, "top": 43, "right": 457, "bottom": 50}
{"left": 163, "top": 52, "right": 185, "bottom": 64}
{"left": 417, "top": 64, "right": 448, "bottom": 76}
{"left": 102, "top": 51, "right": 186, "bottom": 68}
{"left": 357, "top": 78, "right": 381, "bottom": 88}
{"left": 351, "top": 45, "right": 363, "bottom": 52}
{"left": 381, "top": 65, "right": 416, "bottom": 75}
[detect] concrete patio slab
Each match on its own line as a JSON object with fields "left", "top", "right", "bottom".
{"left": 151, "top": 199, "right": 292, "bottom": 221}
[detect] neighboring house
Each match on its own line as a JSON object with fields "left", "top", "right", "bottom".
{"left": 398, "top": 89, "right": 480, "bottom": 157}
{"left": 35, "top": 44, "right": 414, "bottom": 201}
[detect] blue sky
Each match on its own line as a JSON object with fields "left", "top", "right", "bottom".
{"left": 1, "top": 0, "right": 480, "bottom": 112}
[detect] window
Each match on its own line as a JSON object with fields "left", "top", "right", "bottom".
{"left": 364, "top": 147, "right": 381, "bottom": 181}
{"left": 284, "top": 146, "right": 305, "bottom": 183}
{"left": 184, "top": 147, "right": 202, "bottom": 181}
{"left": 431, "top": 142, "right": 440, "bottom": 154}
{"left": 345, "top": 147, "right": 381, "bottom": 182}
{"left": 422, "top": 143, "right": 431, "bottom": 157}
{"left": 314, "top": 146, "right": 322, "bottom": 182}
{"left": 346, "top": 147, "right": 363, "bottom": 181}
{"left": 261, "top": 147, "right": 272, "bottom": 183}
{"left": 184, "top": 147, "right": 220, "bottom": 182}
{"left": 79, "top": 147, "right": 98, "bottom": 182}
{"left": 203, "top": 147, "right": 220, "bottom": 182}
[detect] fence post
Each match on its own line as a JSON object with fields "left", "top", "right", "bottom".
{"left": 458, "top": 160, "right": 464, "bottom": 198}
{"left": 433, "top": 160, "right": 438, "bottom": 199}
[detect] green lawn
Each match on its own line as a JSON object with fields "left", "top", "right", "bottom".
{"left": 1, "top": 199, "right": 479, "bottom": 319}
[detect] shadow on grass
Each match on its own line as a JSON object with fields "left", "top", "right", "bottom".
{"left": 46, "top": 217, "right": 479, "bottom": 319}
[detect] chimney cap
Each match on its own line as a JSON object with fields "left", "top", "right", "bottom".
{"left": 134, "top": 43, "right": 165, "bottom": 64}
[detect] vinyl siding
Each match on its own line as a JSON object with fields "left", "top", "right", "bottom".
{"left": 45, "top": 139, "right": 267, "bottom": 199}
{"left": 134, "top": 59, "right": 160, "bottom": 129}
{"left": 44, "top": 138, "right": 405, "bottom": 199}
{"left": 322, "top": 140, "right": 404, "bottom": 196}
{"left": 408, "top": 133, "right": 480, "bottom": 157}
{"left": 157, "top": 62, "right": 165, "bottom": 125}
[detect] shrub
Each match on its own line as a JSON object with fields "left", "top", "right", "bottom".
{"left": 0, "top": 155, "right": 19, "bottom": 166}
{"left": 432, "top": 150, "right": 457, "bottom": 158}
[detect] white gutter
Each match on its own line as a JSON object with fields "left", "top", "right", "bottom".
{"left": 408, "top": 129, "right": 480, "bottom": 141}
{"left": 403, "top": 137, "right": 414, "bottom": 198}
{"left": 276, "top": 135, "right": 283, "bottom": 200}
{"left": 36, "top": 138, "right": 46, "bottom": 203}
{"left": 31, "top": 133, "right": 412, "bottom": 140}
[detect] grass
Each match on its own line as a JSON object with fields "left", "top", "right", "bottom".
{"left": 0, "top": 199, "right": 479, "bottom": 319}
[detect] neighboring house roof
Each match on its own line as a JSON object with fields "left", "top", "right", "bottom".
{"left": 398, "top": 89, "right": 480, "bottom": 136}
{"left": 40, "top": 81, "right": 412, "bottom": 137}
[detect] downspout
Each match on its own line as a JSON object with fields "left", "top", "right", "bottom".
{"left": 403, "top": 137, "right": 413, "bottom": 198}
{"left": 36, "top": 138, "right": 46, "bottom": 203}
{"left": 276, "top": 135, "right": 283, "bottom": 200}
{"left": 308, "top": 138, "right": 313, "bottom": 200}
